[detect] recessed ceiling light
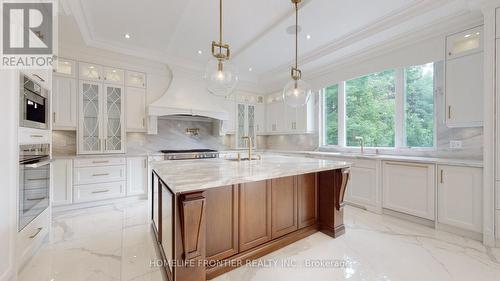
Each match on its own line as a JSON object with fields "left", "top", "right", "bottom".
{"left": 306, "top": 34, "right": 311, "bottom": 39}
{"left": 476, "top": 32, "right": 480, "bottom": 35}
{"left": 464, "top": 34, "right": 471, "bottom": 38}
{"left": 197, "top": 50, "right": 203, "bottom": 55}
{"left": 248, "top": 67, "right": 253, "bottom": 72}
{"left": 124, "top": 33, "right": 131, "bottom": 39}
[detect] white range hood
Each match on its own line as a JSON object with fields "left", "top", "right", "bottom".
{"left": 148, "top": 66, "right": 229, "bottom": 121}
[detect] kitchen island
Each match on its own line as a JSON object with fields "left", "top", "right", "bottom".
{"left": 151, "top": 155, "right": 351, "bottom": 281}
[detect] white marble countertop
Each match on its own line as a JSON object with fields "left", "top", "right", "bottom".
{"left": 152, "top": 155, "right": 351, "bottom": 194}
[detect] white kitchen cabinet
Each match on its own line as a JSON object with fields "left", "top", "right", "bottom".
{"left": 103, "top": 67, "right": 124, "bottom": 84}
{"left": 126, "top": 87, "right": 147, "bottom": 132}
{"left": 74, "top": 165, "right": 126, "bottom": 185}
{"left": 437, "top": 165, "right": 482, "bottom": 233}
{"left": 52, "top": 159, "right": 73, "bottom": 206}
{"left": 255, "top": 103, "right": 265, "bottom": 134}
{"left": 266, "top": 99, "right": 285, "bottom": 133}
{"left": 382, "top": 162, "right": 435, "bottom": 220}
{"left": 18, "top": 127, "right": 51, "bottom": 145}
{"left": 74, "top": 181, "right": 126, "bottom": 203}
{"left": 52, "top": 76, "right": 77, "bottom": 130}
{"left": 345, "top": 165, "right": 377, "bottom": 207}
{"left": 78, "top": 81, "right": 125, "bottom": 154}
{"left": 127, "top": 157, "right": 147, "bottom": 196}
{"left": 236, "top": 103, "right": 257, "bottom": 148}
{"left": 496, "top": 182, "right": 500, "bottom": 210}
{"left": 22, "top": 69, "right": 51, "bottom": 90}
{"left": 126, "top": 71, "right": 146, "bottom": 88}
{"left": 79, "top": 62, "right": 103, "bottom": 81}
{"left": 16, "top": 208, "right": 50, "bottom": 267}
{"left": 53, "top": 58, "right": 76, "bottom": 78}
{"left": 445, "top": 26, "right": 483, "bottom": 128}
{"left": 496, "top": 211, "right": 500, "bottom": 241}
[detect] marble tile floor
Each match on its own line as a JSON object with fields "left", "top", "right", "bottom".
{"left": 19, "top": 201, "right": 500, "bottom": 281}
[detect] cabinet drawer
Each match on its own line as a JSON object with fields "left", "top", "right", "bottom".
{"left": 351, "top": 159, "right": 377, "bottom": 169}
{"left": 74, "top": 181, "right": 126, "bottom": 203}
{"left": 17, "top": 208, "right": 49, "bottom": 262}
{"left": 74, "top": 157, "right": 126, "bottom": 168}
{"left": 19, "top": 128, "right": 50, "bottom": 144}
{"left": 74, "top": 165, "right": 126, "bottom": 185}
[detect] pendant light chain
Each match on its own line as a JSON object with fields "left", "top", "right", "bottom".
{"left": 219, "top": 0, "right": 223, "bottom": 47}
{"left": 295, "top": 1, "right": 298, "bottom": 70}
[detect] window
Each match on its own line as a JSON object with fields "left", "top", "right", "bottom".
{"left": 404, "top": 63, "right": 434, "bottom": 147}
{"left": 345, "top": 70, "right": 396, "bottom": 147}
{"left": 324, "top": 85, "right": 338, "bottom": 145}
{"left": 322, "top": 63, "right": 437, "bottom": 149}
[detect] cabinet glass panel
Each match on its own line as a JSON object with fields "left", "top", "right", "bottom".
{"left": 104, "top": 68, "right": 124, "bottom": 84}
{"left": 238, "top": 104, "right": 246, "bottom": 148}
{"left": 105, "top": 86, "right": 123, "bottom": 151}
{"left": 55, "top": 58, "right": 75, "bottom": 76}
{"left": 82, "top": 83, "right": 100, "bottom": 152}
{"left": 248, "top": 105, "right": 256, "bottom": 146}
{"left": 80, "top": 64, "right": 101, "bottom": 80}
{"left": 127, "top": 71, "right": 146, "bottom": 88}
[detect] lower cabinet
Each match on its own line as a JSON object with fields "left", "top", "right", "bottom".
{"left": 52, "top": 159, "right": 73, "bottom": 206}
{"left": 239, "top": 180, "right": 271, "bottom": 252}
{"left": 437, "top": 165, "right": 482, "bottom": 232}
{"left": 382, "top": 162, "right": 435, "bottom": 220}
{"left": 205, "top": 185, "right": 239, "bottom": 261}
{"left": 298, "top": 173, "right": 317, "bottom": 228}
{"left": 126, "top": 157, "right": 147, "bottom": 196}
{"left": 271, "top": 176, "right": 298, "bottom": 239}
{"left": 345, "top": 166, "right": 377, "bottom": 207}
{"left": 496, "top": 211, "right": 500, "bottom": 241}
{"left": 73, "top": 181, "right": 126, "bottom": 203}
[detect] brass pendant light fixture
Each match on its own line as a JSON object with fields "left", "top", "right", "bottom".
{"left": 204, "top": 0, "right": 238, "bottom": 97}
{"left": 283, "top": 0, "right": 311, "bottom": 108}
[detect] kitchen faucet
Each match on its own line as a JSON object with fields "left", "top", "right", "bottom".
{"left": 355, "top": 136, "right": 364, "bottom": 154}
{"left": 242, "top": 136, "right": 253, "bottom": 160}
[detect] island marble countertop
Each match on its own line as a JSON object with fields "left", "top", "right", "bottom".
{"left": 152, "top": 155, "right": 351, "bottom": 194}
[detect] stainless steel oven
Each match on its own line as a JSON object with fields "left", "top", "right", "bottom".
{"left": 19, "top": 144, "right": 51, "bottom": 231}
{"left": 20, "top": 74, "right": 49, "bottom": 130}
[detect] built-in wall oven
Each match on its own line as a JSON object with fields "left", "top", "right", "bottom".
{"left": 19, "top": 144, "right": 51, "bottom": 231}
{"left": 20, "top": 74, "right": 49, "bottom": 130}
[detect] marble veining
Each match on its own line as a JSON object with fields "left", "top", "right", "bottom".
{"left": 19, "top": 201, "right": 500, "bottom": 281}
{"left": 152, "top": 155, "right": 351, "bottom": 193}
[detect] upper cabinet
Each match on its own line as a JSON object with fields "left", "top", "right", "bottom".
{"left": 52, "top": 76, "right": 77, "bottom": 130}
{"left": 79, "top": 62, "right": 103, "bottom": 81}
{"left": 126, "top": 87, "right": 147, "bottom": 132}
{"left": 103, "top": 67, "right": 125, "bottom": 84}
{"left": 126, "top": 71, "right": 146, "bottom": 88}
{"left": 445, "top": 25, "right": 484, "bottom": 128}
{"left": 265, "top": 92, "right": 315, "bottom": 135}
{"left": 53, "top": 58, "right": 76, "bottom": 78}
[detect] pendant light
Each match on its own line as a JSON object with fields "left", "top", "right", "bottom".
{"left": 283, "top": 0, "right": 311, "bottom": 108}
{"left": 204, "top": 0, "right": 238, "bottom": 97}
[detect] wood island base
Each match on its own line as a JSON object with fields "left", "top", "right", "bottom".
{"left": 151, "top": 168, "right": 350, "bottom": 281}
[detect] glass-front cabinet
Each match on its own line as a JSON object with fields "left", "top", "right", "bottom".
{"left": 236, "top": 103, "right": 256, "bottom": 149}
{"left": 78, "top": 81, "right": 125, "bottom": 154}
{"left": 79, "top": 62, "right": 103, "bottom": 81}
{"left": 103, "top": 67, "right": 125, "bottom": 84}
{"left": 53, "top": 58, "right": 76, "bottom": 77}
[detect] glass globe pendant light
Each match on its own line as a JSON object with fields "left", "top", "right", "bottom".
{"left": 283, "top": 0, "right": 311, "bottom": 108}
{"left": 204, "top": 0, "right": 238, "bottom": 97}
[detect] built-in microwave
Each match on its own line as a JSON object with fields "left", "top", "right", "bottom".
{"left": 20, "top": 74, "right": 49, "bottom": 130}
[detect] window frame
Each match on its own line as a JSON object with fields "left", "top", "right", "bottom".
{"left": 319, "top": 63, "right": 439, "bottom": 152}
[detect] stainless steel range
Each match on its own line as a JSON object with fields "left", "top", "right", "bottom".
{"left": 160, "top": 149, "right": 219, "bottom": 160}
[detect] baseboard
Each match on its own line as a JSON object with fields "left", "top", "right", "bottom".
{"left": 345, "top": 202, "right": 382, "bottom": 215}
{"left": 52, "top": 195, "right": 147, "bottom": 213}
{"left": 436, "top": 223, "right": 483, "bottom": 242}
{"left": 382, "top": 208, "right": 435, "bottom": 228}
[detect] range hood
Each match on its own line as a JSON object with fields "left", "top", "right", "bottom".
{"left": 148, "top": 66, "right": 229, "bottom": 120}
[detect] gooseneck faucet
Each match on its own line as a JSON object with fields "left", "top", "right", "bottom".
{"left": 242, "top": 136, "right": 253, "bottom": 160}
{"left": 355, "top": 136, "right": 364, "bottom": 154}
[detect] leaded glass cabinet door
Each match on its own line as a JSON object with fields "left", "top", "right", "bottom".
{"left": 78, "top": 81, "right": 102, "bottom": 154}
{"left": 103, "top": 84, "right": 125, "bottom": 153}
{"left": 237, "top": 104, "right": 246, "bottom": 148}
{"left": 247, "top": 105, "right": 256, "bottom": 148}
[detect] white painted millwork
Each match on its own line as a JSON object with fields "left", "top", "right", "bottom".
{"left": 52, "top": 159, "right": 73, "bottom": 206}
{"left": 103, "top": 67, "right": 124, "bottom": 84}
{"left": 445, "top": 25, "right": 484, "bottom": 128}
{"left": 74, "top": 165, "right": 126, "bottom": 186}
{"left": 382, "top": 161, "right": 435, "bottom": 220}
{"left": 496, "top": 182, "right": 500, "bottom": 210}
{"left": 16, "top": 208, "right": 50, "bottom": 268}
{"left": 497, "top": 211, "right": 500, "bottom": 240}
{"left": 79, "top": 62, "right": 103, "bottom": 81}
{"left": 74, "top": 157, "right": 126, "bottom": 168}
{"left": 266, "top": 99, "right": 285, "bottom": 133}
{"left": 496, "top": 8, "right": 500, "bottom": 39}
{"left": 437, "top": 165, "right": 482, "bottom": 233}
{"left": 125, "top": 71, "right": 146, "bottom": 88}
{"left": 18, "top": 127, "right": 51, "bottom": 145}
{"left": 126, "top": 157, "right": 147, "bottom": 196}
{"left": 73, "top": 181, "right": 126, "bottom": 203}
{"left": 265, "top": 92, "right": 315, "bottom": 135}
{"left": 77, "top": 81, "right": 126, "bottom": 154}
{"left": 346, "top": 166, "right": 377, "bottom": 208}
{"left": 22, "top": 69, "right": 51, "bottom": 90}
{"left": 255, "top": 103, "right": 265, "bottom": 134}
{"left": 126, "top": 87, "right": 147, "bottom": 132}
{"left": 52, "top": 76, "right": 77, "bottom": 130}
{"left": 54, "top": 58, "right": 77, "bottom": 78}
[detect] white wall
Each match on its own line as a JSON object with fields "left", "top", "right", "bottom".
{"left": 0, "top": 70, "right": 19, "bottom": 281}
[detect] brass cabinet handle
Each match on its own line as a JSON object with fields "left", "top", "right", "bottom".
{"left": 92, "top": 189, "right": 110, "bottom": 194}
{"left": 53, "top": 112, "right": 56, "bottom": 123}
{"left": 29, "top": 227, "right": 43, "bottom": 239}
{"left": 30, "top": 134, "right": 44, "bottom": 138}
{"left": 27, "top": 197, "right": 46, "bottom": 201}
{"left": 448, "top": 106, "right": 452, "bottom": 119}
{"left": 92, "top": 173, "right": 109, "bottom": 177}
{"left": 385, "top": 162, "right": 429, "bottom": 168}
{"left": 440, "top": 169, "right": 444, "bottom": 184}
{"left": 92, "top": 160, "right": 109, "bottom": 164}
